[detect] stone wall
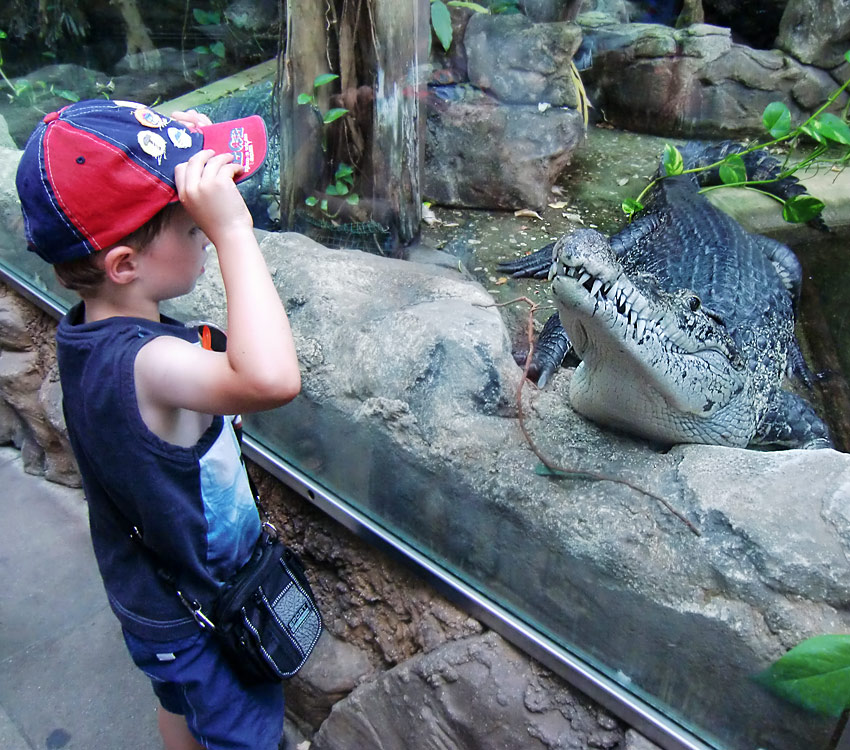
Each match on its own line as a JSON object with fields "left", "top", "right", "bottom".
{"left": 0, "top": 280, "right": 660, "bottom": 750}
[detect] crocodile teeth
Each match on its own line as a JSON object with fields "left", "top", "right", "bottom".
{"left": 590, "top": 279, "right": 603, "bottom": 298}
{"left": 578, "top": 272, "right": 591, "bottom": 287}
{"left": 636, "top": 317, "right": 647, "bottom": 340}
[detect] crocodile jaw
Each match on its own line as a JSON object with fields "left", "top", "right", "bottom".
{"left": 549, "top": 230, "right": 751, "bottom": 446}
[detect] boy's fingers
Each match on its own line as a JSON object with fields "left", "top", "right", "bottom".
{"left": 176, "top": 149, "right": 215, "bottom": 190}
{"left": 170, "top": 109, "right": 213, "bottom": 128}
{"left": 196, "top": 153, "right": 243, "bottom": 184}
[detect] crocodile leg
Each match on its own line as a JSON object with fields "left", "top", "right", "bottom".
{"left": 752, "top": 389, "right": 833, "bottom": 449}
{"left": 528, "top": 313, "right": 577, "bottom": 387}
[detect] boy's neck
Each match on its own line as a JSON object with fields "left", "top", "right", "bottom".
{"left": 82, "top": 295, "right": 161, "bottom": 324}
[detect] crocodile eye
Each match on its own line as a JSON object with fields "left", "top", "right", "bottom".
{"left": 687, "top": 295, "right": 701, "bottom": 312}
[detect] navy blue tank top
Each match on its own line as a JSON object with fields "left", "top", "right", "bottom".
{"left": 56, "top": 303, "right": 260, "bottom": 640}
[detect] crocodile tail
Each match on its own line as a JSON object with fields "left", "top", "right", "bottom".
{"left": 677, "top": 141, "right": 829, "bottom": 231}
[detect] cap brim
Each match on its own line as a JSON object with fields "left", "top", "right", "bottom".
{"left": 199, "top": 115, "right": 268, "bottom": 183}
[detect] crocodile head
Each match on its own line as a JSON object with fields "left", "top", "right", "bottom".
{"left": 549, "top": 229, "right": 752, "bottom": 446}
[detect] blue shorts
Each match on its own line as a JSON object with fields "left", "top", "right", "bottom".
{"left": 122, "top": 628, "right": 284, "bottom": 750}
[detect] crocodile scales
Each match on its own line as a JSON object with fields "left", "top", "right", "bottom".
{"left": 499, "top": 144, "right": 833, "bottom": 449}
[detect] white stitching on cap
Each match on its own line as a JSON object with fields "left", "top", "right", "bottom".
{"left": 36, "top": 123, "right": 89, "bottom": 252}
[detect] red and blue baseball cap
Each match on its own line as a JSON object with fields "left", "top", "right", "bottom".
{"left": 16, "top": 99, "right": 268, "bottom": 264}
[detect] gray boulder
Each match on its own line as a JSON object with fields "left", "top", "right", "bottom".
{"left": 424, "top": 89, "right": 584, "bottom": 210}
{"left": 776, "top": 0, "right": 850, "bottom": 68}
{"left": 465, "top": 13, "right": 584, "bottom": 107}
{"left": 311, "top": 631, "right": 633, "bottom": 750}
{"left": 578, "top": 17, "right": 839, "bottom": 136}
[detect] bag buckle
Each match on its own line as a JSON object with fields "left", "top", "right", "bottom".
{"left": 262, "top": 521, "right": 278, "bottom": 539}
{"left": 177, "top": 589, "right": 216, "bottom": 631}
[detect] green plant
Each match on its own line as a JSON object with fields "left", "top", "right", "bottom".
{"left": 305, "top": 162, "right": 360, "bottom": 216}
{"left": 297, "top": 73, "right": 349, "bottom": 126}
{"left": 297, "top": 74, "right": 359, "bottom": 217}
{"left": 755, "top": 634, "right": 850, "bottom": 748}
{"left": 191, "top": 9, "right": 226, "bottom": 78}
{"left": 0, "top": 30, "right": 78, "bottom": 106}
{"left": 622, "top": 50, "right": 850, "bottom": 226}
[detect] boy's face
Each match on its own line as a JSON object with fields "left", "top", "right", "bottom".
{"left": 136, "top": 205, "right": 210, "bottom": 302}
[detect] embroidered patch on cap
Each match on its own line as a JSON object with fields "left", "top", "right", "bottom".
{"left": 135, "top": 107, "right": 167, "bottom": 129}
{"left": 229, "top": 126, "right": 256, "bottom": 171}
{"left": 167, "top": 127, "right": 193, "bottom": 149}
{"left": 137, "top": 130, "right": 167, "bottom": 162}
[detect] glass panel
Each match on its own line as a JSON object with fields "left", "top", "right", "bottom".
{"left": 2, "top": 3, "right": 848, "bottom": 749}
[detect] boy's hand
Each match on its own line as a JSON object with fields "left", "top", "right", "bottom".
{"left": 174, "top": 149, "right": 253, "bottom": 245}
{"left": 169, "top": 109, "right": 212, "bottom": 130}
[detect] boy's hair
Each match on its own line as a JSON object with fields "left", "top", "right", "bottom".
{"left": 53, "top": 203, "right": 182, "bottom": 295}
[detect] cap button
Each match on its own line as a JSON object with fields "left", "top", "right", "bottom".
{"left": 43, "top": 111, "right": 61, "bottom": 124}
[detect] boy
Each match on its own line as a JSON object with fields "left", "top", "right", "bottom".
{"left": 15, "top": 99, "right": 301, "bottom": 750}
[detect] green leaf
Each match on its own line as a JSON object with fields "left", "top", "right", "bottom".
{"left": 719, "top": 153, "right": 747, "bottom": 184}
{"left": 845, "top": 50, "right": 850, "bottom": 65}
{"left": 313, "top": 73, "right": 339, "bottom": 89}
{"left": 814, "top": 113, "right": 850, "bottom": 145}
{"left": 447, "top": 1, "right": 491, "bottom": 11}
{"left": 755, "top": 635, "right": 850, "bottom": 717}
{"left": 782, "top": 194, "right": 826, "bottom": 224}
{"left": 322, "top": 108, "right": 349, "bottom": 124}
{"left": 662, "top": 144, "right": 684, "bottom": 176}
{"left": 192, "top": 9, "right": 220, "bottom": 25}
{"left": 621, "top": 197, "right": 644, "bottom": 217}
{"left": 334, "top": 181, "right": 350, "bottom": 195}
{"left": 535, "top": 463, "right": 566, "bottom": 477}
{"left": 346, "top": 193, "right": 360, "bottom": 205}
{"left": 326, "top": 184, "right": 339, "bottom": 196}
{"left": 54, "top": 88, "right": 80, "bottom": 103}
{"left": 335, "top": 163, "right": 355, "bottom": 181}
{"left": 297, "top": 93, "right": 314, "bottom": 105}
{"left": 763, "top": 101, "right": 792, "bottom": 138}
{"left": 800, "top": 122, "right": 825, "bottom": 143}
{"left": 305, "top": 196, "right": 318, "bottom": 207}
{"left": 320, "top": 199, "right": 328, "bottom": 212}
{"left": 210, "top": 41, "right": 226, "bottom": 59}
{"left": 431, "top": 0, "right": 453, "bottom": 52}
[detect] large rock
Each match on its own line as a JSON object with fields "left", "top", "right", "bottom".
{"left": 465, "top": 14, "right": 584, "bottom": 107}
{"left": 776, "top": 0, "right": 850, "bottom": 69}
{"left": 578, "top": 17, "right": 839, "bottom": 136}
{"left": 424, "top": 89, "right": 584, "bottom": 210}
{"left": 311, "top": 631, "right": 635, "bottom": 750}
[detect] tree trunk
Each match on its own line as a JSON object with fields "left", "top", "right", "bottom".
{"left": 367, "top": 0, "right": 427, "bottom": 245}
{"left": 279, "top": 0, "right": 427, "bottom": 247}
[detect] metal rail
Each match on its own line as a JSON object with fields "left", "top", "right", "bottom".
{"left": 4, "top": 260, "right": 832, "bottom": 750}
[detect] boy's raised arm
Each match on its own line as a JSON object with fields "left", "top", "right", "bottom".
{"left": 136, "top": 150, "right": 301, "bottom": 416}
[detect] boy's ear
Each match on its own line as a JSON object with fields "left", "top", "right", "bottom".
{"left": 101, "top": 245, "right": 140, "bottom": 285}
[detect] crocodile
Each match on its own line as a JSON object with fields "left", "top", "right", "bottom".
{"left": 499, "top": 144, "right": 833, "bottom": 449}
